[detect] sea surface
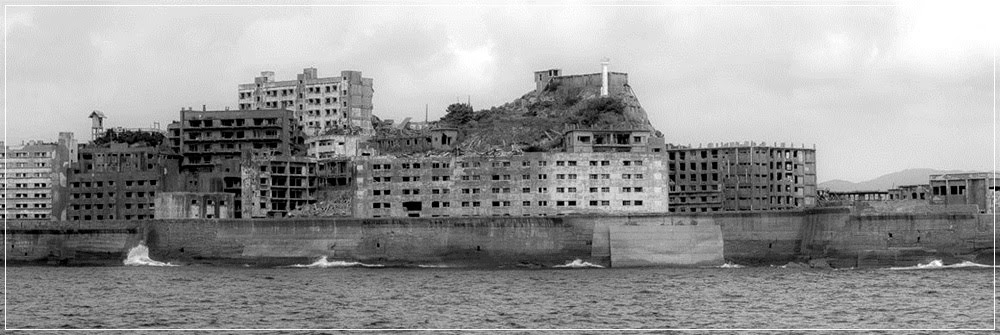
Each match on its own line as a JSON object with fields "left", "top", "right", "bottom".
{"left": 4, "top": 251, "right": 997, "bottom": 332}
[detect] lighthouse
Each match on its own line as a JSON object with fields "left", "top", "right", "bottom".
{"left": 600, "top": 58, "right": 610, "bottom": 97}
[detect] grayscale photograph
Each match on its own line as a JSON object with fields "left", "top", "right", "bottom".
{"left": 2, "top": 0, "right": 996, "bottom": 332}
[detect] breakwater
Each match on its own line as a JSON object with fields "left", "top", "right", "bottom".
{"left": 4, "top": 208, "right": 995, "bottom": 267}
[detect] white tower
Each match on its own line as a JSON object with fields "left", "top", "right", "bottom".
{"left": 600, "top": 58, "right": 610, "bottom": 97}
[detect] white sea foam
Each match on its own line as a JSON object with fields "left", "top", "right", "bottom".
{"left": 553, "top": 259, "right": 604, "bottom": 268}
{"left": 123, "top": 243, "right": 176, "bottom": 267}
{"left": 719, "top": 262, "right": 744, "bottom": 268}
{"left": 417, "top": 264, "right": 451, "bottom": 268}
{"left": 890, "top": 259, "right": 996, "bottom": 270}
{"left": 290, "top": 256, "right": 384, "bottom": 268}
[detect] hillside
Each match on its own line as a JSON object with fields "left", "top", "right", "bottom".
{"left": 439, "top": 82, "right": 660, "bottom": 153}
{"left": 818, "top": 168, "right": 974, "bottom": 192}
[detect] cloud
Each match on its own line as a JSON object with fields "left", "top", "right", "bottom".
{"left": 3, "top": 4, "right": 994, "bottom": 182}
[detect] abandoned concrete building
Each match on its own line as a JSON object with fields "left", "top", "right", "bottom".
{"left": 1, "top": 133, "right": 76, "bottom": 220}
{"left": 354, "top": 152, "right": 667, "bottom": 218}
{"left": 62, "top": 142, "right": 179, "bottom": 221}
{"left": 929, "top": 172, "right": 999, "bottom": 213}
{"left": 533, "top": 67, "right": 629, "bottom": 96}
{"left": 154, "top": 192, "right": 235, "bottom": 219}
{"left": 563, "top": 128, "right": 664, "bottom": 153}
{"left": 237, "top": 68, "right": 374, "bottom": 135}
{"left": 164, "top": 108, "right": 312, "bottom": 217}
{"left": 888, "top": 184, "right": 929, "bottom": 201}
{"left": 665, "top": 142, "right": 818, "bottom": 213}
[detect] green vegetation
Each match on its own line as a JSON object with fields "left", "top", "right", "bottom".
{"left": 441, "top": 103, "right": 475, "bottom": 126}
{"left": 92, "top": 129, "right": 164, "bottom": 147}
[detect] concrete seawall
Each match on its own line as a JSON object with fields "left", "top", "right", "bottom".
{"left": 4, "top": 209, "right": 995, "bottom": 268}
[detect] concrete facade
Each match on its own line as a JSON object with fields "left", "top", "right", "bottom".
{"left": 929, "top": 172, "right": 999, "bottom": 213}
{"left": 167, "top": 108, "right": 303, "bottom": 171}
{"left": 888, "top": 184, "right": 929, "bottom": 201}
{"left": 534, "top": 68, "right": 629, "bottom": 96}
{"left": 666, "top": 142, "right": 818, "bottom": 213}
{"left": 564, "top": 128, "right": 664, "bottom": 153}
{"left": 63, "top": 143, "right": 179, "bottom": 221}
{"left": 305, "top": 133, "right": 365, "bottom": 159}
{"left": 1, "top": 137, "right": 74, "bottom": 220}
{"left": 6, "top": 209, "right": 994, "bottom": 268}
{"left": 154, "top": 192, "right": 234, "bottom": 219}
{"left": 353, "top": 152, "right": 668, "bottom": 218}
{"left": 368, "top": 128, "right": 460, "bottom": 155}
{"left": 239, "top": 155, "right": 318, "bottom": 218}
{"left": 238, "top": 68, "right": 374, "bottom": 135}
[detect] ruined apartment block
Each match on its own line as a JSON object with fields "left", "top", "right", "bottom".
{"left": 1, "top": 133, "right": 76, "bottom": 220}
{"left": 353, "top": 152, "right": 667, "bottom": 218}
{"left": 240, "top": 155, "right": 318, "bottom": 218}
{"left": 166, "top": 108, "right": 306, "bottom": 217}
{"left": 237, "top": 68, "right": 374, "bottom": 135}
{"left": 666, "top": 142, "right": 817, "bottom": 213}
{"left": 63, "top": 143, "right": 177, "bottom": 221}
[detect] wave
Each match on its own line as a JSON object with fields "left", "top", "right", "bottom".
{"left": 719, "top": 262, "right": 744, "bottom": 268}
{"left": 553, "top": 259, "right": 604, "bottom": 268}
{"left": 123, "top": 243, "right": 176, "bottom": 267}
{"left": 889, "top": 259, "right": 996, "bottom": 270}
{"left": 289, "top": 256, "right": 384, "bottom": 268}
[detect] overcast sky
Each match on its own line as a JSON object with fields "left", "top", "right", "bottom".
{"left": 3, "top": 1, "right": 996, "bottom": 182}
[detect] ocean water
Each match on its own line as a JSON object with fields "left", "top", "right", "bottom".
{"left": 3, "top": 249, "right": 996, "bottom": 332}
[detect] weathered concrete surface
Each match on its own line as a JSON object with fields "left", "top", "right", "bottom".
{"left": 799, "top": 210, "right": 996, "bottom": 268}
{"left": 609, "top": 224, "right": 724, "bottom": 267}
{"left": 143, "top": 217, "right": 598, "bottom": 267}
{"left": 4, "top": 209, "right": 995, "bottom": 268}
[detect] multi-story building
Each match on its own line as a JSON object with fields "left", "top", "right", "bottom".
{"left": 929, "top": 172, "right": 999, "bottom": 213}
{"left": 237, "top": 68, "right": 374, "bottom": 135}
{"left": 166, "top": 108, "right": 303, "bottom": 172}
{"left": 1, "top": 133, "right": 76, "bottom": 220}
{"left": 239, "top": 154, "right": 318, "bottom": 218}
{"left": 166, "top": 108, "right": 313, "bottom": 218}
{"left": 62, "top": 143, "right": 179, "bottom": 221}
{"left": 666, "top": 142, "right": 817, "bottom": 213}
{"left": 353, "top": 152, "right": 668, "bottom": 218}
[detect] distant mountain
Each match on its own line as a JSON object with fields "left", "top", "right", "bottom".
{"left": 818, "top": 168, "right": 975, "bottom": 192}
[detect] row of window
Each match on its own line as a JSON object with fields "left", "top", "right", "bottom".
{"left": 671, "top": 185, "right": 722, "bottom": 192}
{"left": 373, "top": 160, "right": 644, "bottom": 170}
{"left": 6, "top": 193, "right": 48, "bottom": 198}
{"left": 71, "top": 191, "right": 154, "bottom": 199}
{"left": 373, "top": 189, "right": 454, "bottom": 196}
{"left": 70, "top": 214, "right": 150, "bottom": 221}
{"left": 0, "top": 151, "right": 50, "bottom": 158}
{"left": 2, "top": 213, "right": 49, "bottom": 219}
{"left": 4, "top": 203, "right": 49, "bottom": 208}
{"left": 669, "top": 150, "right": 804, "bottom": 161}
{"left": 71, "top": 180, "right": 157, "bottom": 188}
{"left": 373, "top": 173, "right": 644, "bottom": 182}
{"left": 70, "top": 203, "right": 154, "bottom": 210}
{"left": 372, "top": 200, "right": 646, "bottom": 209}
{"left": 1, "top": 173, "right": 47, "bottom": 178}
{"left": 1, "top": 183, "right": 50, "bottom": 189}
{"left": 0, "top": 162, "right": 49, "bottom": 168}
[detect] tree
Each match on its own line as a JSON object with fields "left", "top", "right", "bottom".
{"left": 441, "top": 103, "right": 474, "bottom": 126}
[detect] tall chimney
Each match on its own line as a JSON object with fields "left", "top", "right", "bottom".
{"left": 600, "top": 58, "right": 610, "bottom": 97}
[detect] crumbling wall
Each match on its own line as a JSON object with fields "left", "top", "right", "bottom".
{"left": 240, "top": 154, "right": 271, "bottom": 218}
{"left": 287, "top": 188, "right": 354, "bottom": 217}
